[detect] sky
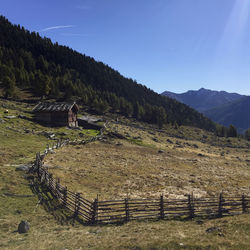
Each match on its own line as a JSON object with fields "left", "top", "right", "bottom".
{"left": 1, "top": 0, "right": 250, "bottom": 95}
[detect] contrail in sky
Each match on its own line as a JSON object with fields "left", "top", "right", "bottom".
{"left": 39, "top": 25, "right": 75, "bottom": 32}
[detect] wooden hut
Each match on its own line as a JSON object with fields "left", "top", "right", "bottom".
{"left": 33, "top": 102, "right": 79, "bottom": 127}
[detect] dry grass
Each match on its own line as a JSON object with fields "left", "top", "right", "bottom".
{"left": 45, "top": 123, "right": 250, "bottom": 201}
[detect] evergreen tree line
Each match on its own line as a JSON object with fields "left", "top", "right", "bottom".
{"left": 215, "top": 124, "right": 238, "bottom": 138}
{"left": 0, "top": 15, "right": 215, "bottom": 130}
{"left": 215, "top": 124, "right": 250, "bottom": 140}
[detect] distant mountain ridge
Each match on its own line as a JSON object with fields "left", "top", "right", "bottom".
{"left": 204, "top": 96, "right": 250, "bottom": 133}
{"left": 161, "top": 88, "right": 249, "bottom": 133}
{"left": 162, "top": 88, "right": 244, "bottom": 112}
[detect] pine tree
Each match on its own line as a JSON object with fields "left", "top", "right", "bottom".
{"left": 33, "top": 71, "right": 51, "bottom": 97}
{"left": 155, "top": 106, "right": 167, "bottom": 129}
{"left": 96, "top": 99, "right": 109, "bottom": 114}
{"left": 133, "top": 102, "right": 144, "bottom": 120}
{"left": 43, "top": 75, "right": 51, "bottom": 96}
{"left": 3, "top": 76, "right": 16, "bottom": 98}
{"left": 245, "top": 128, "right": 250, "bottom": 141}
{"left": 227, "top": 124, "right": 237, "bottom": 137}
{"left": 215, "top": 125, "right": 226, "bottom": 137}
{"left": 36, "top": 55, "right": 48, "bottom": 72}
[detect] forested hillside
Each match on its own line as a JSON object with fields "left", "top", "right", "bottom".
{"left": 0, "top": 15, "right": 215, "bottom": 130}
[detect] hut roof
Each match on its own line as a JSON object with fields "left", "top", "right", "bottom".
{"left": 33, "top": 102, "right": 79, "bottom": 112}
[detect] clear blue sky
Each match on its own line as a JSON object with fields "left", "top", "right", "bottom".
{"left": 1, "top": 0, "right": 250, "bottom": 95}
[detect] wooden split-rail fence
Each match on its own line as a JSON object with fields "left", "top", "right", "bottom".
{"left": 32, "top": 139, "right": 250, "bottom": 224}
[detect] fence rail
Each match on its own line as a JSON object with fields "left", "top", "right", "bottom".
{"left": 31, "top": 139, "right": 250, "bottom": 225}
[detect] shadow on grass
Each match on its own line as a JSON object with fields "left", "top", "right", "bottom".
{"left": 29, "top": 175, "right": 88, "bottom": 226}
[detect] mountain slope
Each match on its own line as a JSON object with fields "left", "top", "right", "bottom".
{"left": 204, "top": 96, "right": 250, "bottom": 133}
{"left": 0, "top": 15, "right": 215, "bottom": 131}
{"left": 162, "top": 88, "right": 244, "bottom": 112}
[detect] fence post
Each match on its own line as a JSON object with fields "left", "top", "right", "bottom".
{"left": 63, "top": 187, "right": 67, "bottom": 207}
{"left": 242, "top": 194, "right": 247, "bottom": 213}
{"left": 41, "top": 169, "right": 45, "bottom": 183}
{"left": 39, "top": 152, "right": 43, "bottom": 169}
{"left": 35, "top": 152, "right": 38, "bottom": 167}
{"left": 125, "top": 198, "right": 130, "bottom": 222}
{"left": 74, "top": 193, "right": 80, "bottom": 217}
{"left": 160, "top": 195, "right": 165, "bottom": 219}
{"left": 36, "top": 153, "right": 41, "bottom": 180}
{"left": 56, "top": 178, "right": 60, "bottom": 198}
{"left": 91, "top": 197, "right": 98, "bottom": 224}
{"left": 188, "top": 194, "right": 194, "bottom": 219}
{"left": 218, "top": 193, "right": 223, "bottom": 217}
{"left": 44, "top": 169, "right": 48, "bottom": 186}
{"left": 48, "top": 173, "right": 53, "bottom": 192}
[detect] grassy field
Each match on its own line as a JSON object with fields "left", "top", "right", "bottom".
{"left": 45, "top": 122, "right": 250, "bottom": 201}
{"left": 0, "top": 99, "right": 250, "bottom": 249}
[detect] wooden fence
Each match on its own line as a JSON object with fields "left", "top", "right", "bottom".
{"left": 31, "top": 139, "right": 250, "bottom": 225}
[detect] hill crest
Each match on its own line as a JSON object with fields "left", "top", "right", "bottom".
{"left": 162, "top": 88, "right": 244, "bottom": 112}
